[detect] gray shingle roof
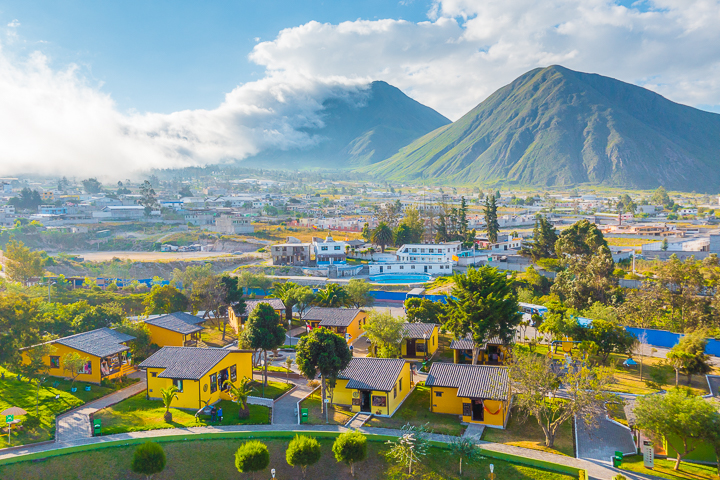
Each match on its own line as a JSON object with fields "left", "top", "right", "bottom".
{"left": 56, "top": 328, "right": 134, "bottom": 358}
{"left": 449, "top": 334, "right": 511, "bottom": 350}
{"left": 241, "top": 299, "right": 286, "bottom": 317}
{"left": 303, "top": 307, "right": 362, "bottom": 327}
{"left": 139, "top": 347, "right": 235, "bottom": 380}
{"left": 425, "top": 363, "right": 509, "bottom": 400}
{"left": 401, "top": 323, "right": 438, "bottom": 339}
{"left": 339, "top": 357, "right": 406, "bottom": 392}
{"left": 145, "top": 312, "right": 205, "bottom": 334}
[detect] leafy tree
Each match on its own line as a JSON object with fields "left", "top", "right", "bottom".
{"left": 363, "top": 310, "right": 405, "bottom": 358}
{"left": 667, "top": 330, "right": 711, "bottom": 385}
{"left": 444, "top": 267, "right": 522, "bottom": 364}
{"left": 650, "top": 186, "right": 672, "bottom": 207}
{"left": 313, "top": 283, "right": 351, "bottom": 308}
{"left": 700, "top": 413, "right": 720, "bottom": 476}
{"left": 62, "top": 351, "right": 89, "bottom": 388}
{"left": 661, "top": 238, "right": 669, "bottom": 251}
{"left": 189, "top": 275, "right": 228, "bottom": 334}
{"left": 171, "top": 263, "right": 213, "bottom": 293}
{"left": 520, "top": 217, "right": 558, "bottom": 260}
{"left": 243, "top": 303, "right": 286, "bottom": 387}
{"left": 237, "top": 270, "right": 272, "bottom": 292}
{"left": 219, "top": 274, "right": 243, "bottom": 303}
{"left": 139, "top": 180, "right": 159, "bottom": 215}
{"left": 178, "top": 185, "right": 193, "bottom": 197}
{"left": 131, "top": 442, "right": 166, "bottom": 480}
{"left": 115, "top": 320, "right": 155, "bottom": 362}
{"left": 332, "top": 430, "right": 367, "bottom": 477}
{"left": 286, "top": 434, "right": 322, "bottom": 479}
{"left": 8, "top": 187, "right": 42, "bottom": 210}
{"left": 404, "top": 297, "right": 447, "bottom": 323}
{"left": 225, "top": 376, "right": 254, "bottom": 419}
{"left": 582, "top": 319, "right": 636, "bottom": 364}
{"left": 551, "top": 244, "right": 617, "bottom": 309}
{"left": 270, "top": 281, "right": 301, "bottom": 324}
{"left": 293, "top": 286, "right": 316, "bottom": 318}
{"left": 634, "top": 388, "right": 717, "bottom": 470}
{"left": 143, "top": 285, "right": 189, "bottom": 315}
{"left": 296, "top": 328, "right": 352, "bottom": 418}
{"left": 346, "top": 279, "right": 374, "bottom": 308}
{"left": 81, "top": 177, "right": 103, "bottom": 194}
{"left": 555, "top": 219, "right": 608, "bottom": 257}
{"left": 361, "top": 222, "right": 372, "bottom": 242}
{"left": 0, "top": 295, "right": 42, "bottom": 367}
{"left": 235, "top": 441, "right": 270, "bottom": 480}
{"left": 393, "top": 223, "right": 413, "bottom": 247}
{"left": 160, "top": 385, "right": 179, "bottom": 422}
{"left": 20, "top": 343, "right": 57, "bottom": 416}
{"left": 371, "top": 222, "right": 394, "bottom": 252}
{"left": 508, "top": 350, "right": 615, "bottom": 448}
{"left": 450, "top": 436, "right": 481, "bottom": 476}
{"left": 386, "top": 423, "right": 431, "bottom": 475}
{"left": 72, "top": 302, "right": 125, "bottom": 332}
{"left": 3, "top": 239, "right": 45, "bottom": 285}
{"left": 484, "top": 195, "right": 500, "bottom": 244}
{"left": 400, "top": 206, "right": 425, "bottom": 243}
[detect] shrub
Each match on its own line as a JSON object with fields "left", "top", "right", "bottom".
{"left": 332, "top": 430, "right": 367, "bottom": 477}
{"left": 286, "top": 434, "right": 322, "bottom": 479}
{"left": 131, "top": 441, "right": 166, "bottom": 479}
{"left": 22, "top": 415, "right": 41, "bottom": 430}
{"left": 235, "top": 440, "right": 270, "bottom": 479}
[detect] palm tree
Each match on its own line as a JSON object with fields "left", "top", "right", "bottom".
{"left": 270, "top": 281, "right": 299, "bottom": 326}
{"left": 161, "top": 385, "right": 179, "bottom": 422}
{"left": 313, "top": 283, "right": 351, "bottom": 308}
{"left": 225, "top": 377, "right": 254, "bottom": 419}
{"left": 371, "top": 222, "right": 393, "bottom": 252}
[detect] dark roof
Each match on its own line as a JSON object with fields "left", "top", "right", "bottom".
{"left": 139, "top": 347, "right": 240, "bottom": 380}
{"left": 240, "top": 299, "right": 286, "bottom": 317}
{"left": 425, "top": 363, "right": 509, "bottom": 400}
{"left": 449, "top": 334, "right": 512, "bottom": 350}
{"left": 56, "top": 328, "right": 134, "bottom": 358}
{"left": 145, "top": 312, "right": 205, "bottom": 334}
{"left": 339, "top": 358, "right": 406, "bottom": 392}
{"left": 401, "top": 323, "right": 438, "bottom": 339}
{"left": 303, "top": 307, "right": 362, "bottom": 327}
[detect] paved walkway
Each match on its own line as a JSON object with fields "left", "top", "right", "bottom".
{"left": 345, "top": 413, "right": 371, "bottom": 429}
{"left": 272, "top": 378, "right": 315, "bottom": 425}
{"left": 462, "top": 423, "right": 485, "bottom": 440}
{"left": 576, "top": 416, "right": 636, "bottom": 462}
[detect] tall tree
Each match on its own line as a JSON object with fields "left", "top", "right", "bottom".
{"left": 393, "top": 224, "right": 413, "bottom": 247}
{"left": 20, "top": 343, "right": 57, "bottom": 416}
{"left": 295, "top": 328, "right": 352, "bottom": 417}
{"left": 371, "top": 222, "right": 394, "bottom": 252}
{"left": 143, "top": 285, "right": 189, "bottom": 315}
{"left": 139, "top": 180, "right": 159, "bottom": 215}
{"left": 313, "top": 283, "right": 351, "bottom": 308}
{"left": 667, "top": 330, "right": 712, "bottom": 385}
{"left": 554, "top": 219, "right": 608, "bottom": 257}
{"left": 404, "top": 297, "right": 447, "bottom": 323}
{"left": 346, "top": 279, "right": 374, "bottom": 308}
{"left": 484, "top": 195, "right": 500, "bottom": 244}
{"left": 520, "top": 216, "right": 558, "bottom": 260}
{"left": 81, "top": 177, "right": 103, "bottom": 194}
{"left": 242, "top": 303, "right": 286, "bottom": 387}
{"left": 270, "top": 281, "right": 301, "bottom": 324}
{"left": 400, "top": 206, "right": 424, "bottom": 243}
{"left": 363, "top": 311, "right": 406, "bottom": 358}
{"left": 3, "top": 239, "right": 45, "bottom": 285}
{"left": 8, "top": 188, "right": 43, "bottom": 210}
{"left": 444, "top": 266, "right": 522, "bottom": 364}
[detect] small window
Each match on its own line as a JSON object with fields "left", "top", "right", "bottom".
{"left": 411, "top": 265, "right": 415, "bottom": 269}
{"left": 210, "top": 373, "right": 218, "bottom": 393}
{"left": 151, "top": 372, "right": 157, "bottom": 377}
{"left": 387, "top": 266, "right": 391, "bottom": 270}
{"left": 432, "top": 336, "right": 435, "bottom": 346}
{"left": 400, "top": 266, "right": 404, "bottom": 270}
{"left": 394, "top": 386, "right": 397, "bottom": 398}
{"left": 435, "top": 391, "right": 443, "bottom": 397}
{"left": 49, "top": 356, "right": 60, "bottom": 369}
{"left": 334, "top": 246, "right": 341, "bottom": 250}
{"left": 399, "top": 379, "right": 402, "bottom": 391}
{"left": 230, "top": 364, "right": 238, "bottom": 382}
{"left": 173, "top": 379, "right": 184, "bottom": 392}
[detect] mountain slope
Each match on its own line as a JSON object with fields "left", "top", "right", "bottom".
{"left": 246, "top": 81, "right": 450, "bottom": 169}
{"left": 362, "top": 66, "right": 720, "bottom": 191}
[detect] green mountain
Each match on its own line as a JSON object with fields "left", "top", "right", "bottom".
{"left": 362, "top": 66, "right": 720, "bottom": 191}
{"left": 247, "top": 81, "right": 450, "bottom": 169}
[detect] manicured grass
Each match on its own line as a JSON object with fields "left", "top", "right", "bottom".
{"left": 200, "top": 325, "right": 237, "bottom": 348}
{"left": 620, "top": 455, "right": 719, "bottom": 480}
{"left": 365, "top": 383, "right": 467, "bottom": 436}
{"left": 301, "top": 394, "right": 355, "bottom": 425}
{"left": 249, "top": 379, "right": 294, "bottom": 399}
{"left": 482, "top": 407, "right": 575, "bottom": 457}
{"left": 93, "top": 392, "right": 270, "bottom": 435}
{"left": 0, "top": 367, "right": 119, "bottom": 448}
{"left": 254, "top": 365, "right": 291, "bottom": 374}
{"left": 0, "top": 437, "right": 578, "bottom": 480}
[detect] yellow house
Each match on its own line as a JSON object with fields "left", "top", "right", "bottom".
{"left": 144, "top": 312, "right": 206, "bottom": 347}
{"left": 400, "top": 323, "right": 439, "bottom": 359}
{"left": 331, "top": 357, "right": 412, "bottom": 417}
{"left": 449, "top": 334, "right": 512, "bottom": 365}
{"left": 425, "top": 363, "right": 510, "bottom": 428}
{"left": 139, "top": 346, "right": 254, "bottom": 410}
{"left": 228, "top": 299, "right": 286, "bottom": 333}
{"left": 21, "top": 328, "right": 136, "bottom": 384}
{"left": 303, "top": 307, "right": 366, "bottom": 344}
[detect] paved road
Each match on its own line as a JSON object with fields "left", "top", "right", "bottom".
{"left": 576, "top": 415, "right": 636, "bottom": 462}
{"left": 272, "top": 378, "right": 315, "bottom": 425}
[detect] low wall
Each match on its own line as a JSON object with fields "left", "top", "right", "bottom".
{"left": 246, "top": 396, "right": 273, "bottom": 407}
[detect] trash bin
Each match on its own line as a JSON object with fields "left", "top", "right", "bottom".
{"left": 612, "top": 455, "right": 622, "bottom": 468}
{"left": 93, "top": 419, "right": 101, "bottom": 436}
{"left": 301, "top": 408, "right": 308, "bottom": 424}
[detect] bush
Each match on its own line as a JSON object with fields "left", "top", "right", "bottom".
{"left": 286, "top": 434, "right": 322, "bottom": 479}
{"left": 131, "top": 442, "right": 166, "bottom": 478}
{"left": 235, "top": 440, "right": 270, "bottom": 478}
{"left": 332, "top": 430, "right": 367, "bottom": 477}
{"left": 22, "top": 415, "right": 41, "bottom": 430}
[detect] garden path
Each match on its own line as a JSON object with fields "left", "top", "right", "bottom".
{"left": 272, "top": 378, "right": 315, "bottom": 425}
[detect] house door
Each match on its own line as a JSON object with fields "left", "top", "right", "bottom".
{"left": 360, "top": 391, "right": 371, "bottom": 412}
{"left": 406, "top": 339, "right": 416, "bottom": 357}
{"left": 472, "top": 399, "right": 484, "bottom": 422}
{"left": 380, "top": 266, "right": 383, "bottom": 273}
{"left": 424, "top": 265, "right": 428, "bottom": 273}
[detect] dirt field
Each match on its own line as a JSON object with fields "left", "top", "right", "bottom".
{"left": 75, "top": 251, "right": 241, "bottom": 262}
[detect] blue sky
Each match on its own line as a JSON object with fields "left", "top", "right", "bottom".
{"left": 0, "top": 1, "right": 433, "bottom": 113}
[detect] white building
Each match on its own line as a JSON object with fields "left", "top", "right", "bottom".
{"left": 313, "top": 235, "right": 347, "bottom": 264}
{"left": 211, "top": 215, "right": 254, "bottom": 234}
{"left": 367, "top": 242, "right": 460, "bottom": 277}
{"left": 395, "top": 243, "right": 461, "bottom": 264}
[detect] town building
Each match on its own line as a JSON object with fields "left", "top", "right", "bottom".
{"left": 144, "top": 312, "right": 207, "bottom": 348}
{"left": 271, "top": 237, "right": 312, "bottom": 266}
{"left": 212, "top": 215, "right": 254, "bottom": 234}
{"left": 303, "top": 307, "right": 366, "bottom": 344}
{"left": 400, "top": 323, "right": 440, "bottom": 359}
{"left": 313, "top": 235, "right": 347, "bottom": 264}
{"left": 449, "top": 334, "right": 511, "bottom": 365}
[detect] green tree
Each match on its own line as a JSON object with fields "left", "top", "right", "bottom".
{"left": 243, "top": 303, "right": 286, "bottom": 388}
{"left": 313, "top": 283, "right": 351, "bottom": 308}
{"left": 700, "top": 413, "right": 720, "bottom": 476}
{"left": 9, "top": 188, "right": 43, "bottom": 210}
{"left": 81, "top": 177, "right": 103, "bottom": 193}
{"left": 225, "top": 376, "right": 254, "bottom": 419}
{"left": 361, "top": 222, "right": 372, "bottom": 242}
{"left": 363, "top": 310, "right": 406, "bottom": 358}
{"left": 404, "top": 297, "right": 446, "bottom": 323}
{"left": 131, "top": 442, "right": 166, "bottom": 480}
{"left": 661, "top": 238, "right": 669, "bottom": 251}
{"left": 3, "top": 239, "right": 45, "bottom": 285}
{"left": 20, "top": 343, "right": 57, "bottom": 416}
{"left": 296, "top": 328, "right": 352, "bottom": 418}
{"left": 270, "top": 281, "right": 300, "bottom": 324}
{"left": 293, "top": 286, "right": 316, "bottom": 318}
{"left": 160, "top": 385, "right": 179, "bottom": 422}
{"left": 143, "top": 285, "right": 189, "bottom": 315}
{"left": 286, "top": 434, "right": 322, "bottom": 479}
{"left": 115, "top": 320, "right": 154, "bottom": 362}
{"left": 650, "top": 186, "right": 672, "bottom": 207}
{"left": 72, "top": 302, "right": 125, "bottom": 332}
{"left": 188, "top": 275, "right": 228, "bottom": 332}
{"left": 139, "top": 180, "right": 159, "bottom": 215}
{"left": 171, "top": 263, "right": 213, "bottom": 293}
{"left": 346, "top": 279, "right": 374, "bottom": 308}
{"left": 445, "top": 267, "right": 522, "bottom": 364}
{"left": 235, "top": 441, "right": 270, "bottom": 480}
{"left": 520, "top": 217, "right": 558, "bottom": 260}
{"left": 0, "top": 295, "right": 44, "bottom": 366}
{"left": 332, "top": 430, "right": 367, "bottom": 477}
{"left": 667, "top": 330, "right": 711, "bottom": 385}
{"left": 484, "top": 195, "right": 500, "bottom": 244}
{"left": 400, "top": 206, "right": 425, "bottom": 243}
{"left": 634, "top": 388, "right": 717, "bottom": 470}
{"left": 393, "top": 223, "right": 413, "bottom": 247}
{"left": 450, "top": 436, "right": 481, "bottom": 476}
{"left": 555, "top": 219, "right": 608, "bottom": 257}
{"left": 386, "top": 423, "right": 431, "bottom": 475}
{"left": 371, "top": 222, "right": 394, "bottom": 252}
{"left": 582, "top": 319, "right": 636, "bottom": 364}
{"left": 62, "top": 351, "right": 89, "bottom": 388}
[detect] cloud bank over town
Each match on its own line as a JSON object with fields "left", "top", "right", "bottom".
{"left": 0, "top": 0, "right": 719, "bottom": 177}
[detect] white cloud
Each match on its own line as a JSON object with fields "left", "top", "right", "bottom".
{"left": 7, "top": 19, "right": 20, "bottom": 28}
{"left": 1, "top": 0, "right": 720, "bottom": 177}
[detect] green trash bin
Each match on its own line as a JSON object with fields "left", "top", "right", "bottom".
{"left": 301, "top": 408, "right": 308, "bottom": 424}
{"left": 93, "top": 419, "right": 101, "bottom": 436}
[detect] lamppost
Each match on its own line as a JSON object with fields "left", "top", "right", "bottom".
{"left": 271, "top": 468, "right": 276, "bottom": 478}
{"left": 489, "top": 463, "right": 494, "bottom": 480}
{"left": 47, "top": 280, "right": 56, "bottom": 302}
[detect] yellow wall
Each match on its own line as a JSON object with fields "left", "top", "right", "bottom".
{"left": 146, "top": 350, "right": 253, "bottom": 410}
{"left": 146, "top": 324, "right": 185, "bottom": 348}
{"left": 330, "top": 362, "right": 411, "bottom": 416}
{"left": 229, "top": 306, "right": 286, "bottom": 334}
{"left": 461, "top": 398, "right": 506, "bottom": 427}
{"left": 401, "top": 327, "right": 439, "bottom": 358}
{"left": 429, "top": 385, "right": 507, "bottom": 427}
{"left": 320, "top": 311, "right": 367, "bottom": 344}
{"left": 21, "top": 343, "right": 134, "bottom": 385}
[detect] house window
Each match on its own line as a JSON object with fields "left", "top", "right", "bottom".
{"left": 411, "top": 265, "right": 415, "bottom": 269}
{"left": 49, "top": 356, "right": 60, "bottom": 369}
{"left": 230, "top": 365, "right": 237, "bottom": 382}
{"left": 400, "top": 266, "right": 404, "bottom": 270}
{"left": 435, "top": 391, "right": 443, "bottom": 397}
{"left": 399, "top": 379, "right": 402, "bottom": 391}
{"left": 151, "top": 372, "right": 157, "bottom": 377}
{"left": 394, "top": 386, "right": 397, "bottom": 398}
{"left": 82, "top": 361, "right": 92, "bottom": 374}
{"left": 210, "top": 373, "right": 218, "bottom": 393}
{"left": 321, "top": 246, "right": 328, "bottom": 251}
{"left": 417, "top": 342, "right": 426, "bottom": 353}
{"left": 334, "top": 246, "right": 341, "bottom": 250}
{"left": 173, "top": 379, "right": 184, "bottom": 392}
{"left": 387, "top": 266, "right": 391, "bottom": 270}
{"left": 432, "top": 336, "right": 435, "bottom": 346}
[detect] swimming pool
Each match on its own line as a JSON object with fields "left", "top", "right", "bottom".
{"left": 369, "top": 274, "right": 432, "bottom": 284}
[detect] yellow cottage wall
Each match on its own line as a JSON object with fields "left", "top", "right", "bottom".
{"left": 401, "top": 327, "right": 439, "bottom": 358}
{"left": 430, "top": 385, "right": 507, "bottom": 427}
{"left": 21, "top": 343, "right": 133, "bottom": 385}
{"left": 331, "top": 362, "right": 412, "bottom": 417}
{"left": 146, "top": 324, "right": 185, "bottom": 348}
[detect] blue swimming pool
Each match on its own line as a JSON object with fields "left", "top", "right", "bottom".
{"left": 369, "top": 274, "right": 432, "bottom": 284}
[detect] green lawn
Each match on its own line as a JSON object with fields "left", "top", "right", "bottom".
{"left": 620, "top": 455, "right": 719, "bottom": 480}
{"left": 365, "top": 383, "right": 467, "bottom": 436}
{"left": 249, "top": 379, "right": 294, "bottom": 399}
{"left": 0, "top": 367, "right": 120, "bottom": 448}
{"left": 0, "top": 438, "right": 578, "bottom": 480}
{"left": 300, "top": 394, "right": 355, "bottom": 425}
{"left": 482, "top": 407, "right": 575, "bottom": 457}
{"left": 93, "top": 392, "right": 270, "bottom": 435}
